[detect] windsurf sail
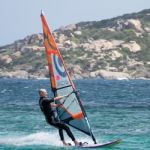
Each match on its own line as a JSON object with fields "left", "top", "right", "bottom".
{"left": 40, "top": 11, "right": 96, "bottom": 144}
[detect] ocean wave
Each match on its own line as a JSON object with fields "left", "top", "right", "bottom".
{"left": 0, "top": 89, "right": 12, "bottom": 93}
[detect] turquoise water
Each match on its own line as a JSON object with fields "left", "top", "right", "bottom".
{"left": 0, "top": 79, "right": 150, "bottom": 150}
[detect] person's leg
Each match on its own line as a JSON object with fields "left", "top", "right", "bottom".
{"left": 59, "top": 129, "right": 64, "bottom": 141}
{"left": 58, "top": 122, "right": 75, "bottom": 141}
{"left": 58, "top": 129, "right": 68, "bottom": 145}
{"left": 50, "top": 121, "right": 80, "bottom": 145}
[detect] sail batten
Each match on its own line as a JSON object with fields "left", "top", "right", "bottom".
{"left": 41, "top": 12, "right": 96, "bottom": 143}
{"left": 56, "top": 85, "right": 72, "bottom": 90}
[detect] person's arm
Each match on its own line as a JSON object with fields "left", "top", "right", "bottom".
{"left": 51, "top": 103, "right": 58, "bottom": 107}
{"left": 54, "top": 93, "right": 70, "bottom": 101}
{"left": 51, "top": 103, "right": 64, "bottom": 108}
{"left": 51, "top": 92, "right": 74, "bottom": 107}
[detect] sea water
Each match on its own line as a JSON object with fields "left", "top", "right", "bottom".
{"left": 0, "top": 79, "right": 150, "bottom": 150}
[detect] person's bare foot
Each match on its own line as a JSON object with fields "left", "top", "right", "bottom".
{"left": 62, "top": 141, "right": 71, "bottom": 146}
{"left": 74, "top": 140, "right": 82, "bottom": 146}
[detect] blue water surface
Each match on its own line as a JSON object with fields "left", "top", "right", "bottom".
{"left": 0, "top": 79, "right": 150, "bottom": 150}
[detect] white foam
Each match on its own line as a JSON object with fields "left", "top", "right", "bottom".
{"left": 0, "top": 89, "right": 8, "bottom": 93}
{"left": 0, "top": 131, "right": 93, "bottom": 147}
{"left": 23, "top": 86, "right": 29, "bottom": 89}
{"left": 0, "top": 132, "right": 62, "bottom": 146}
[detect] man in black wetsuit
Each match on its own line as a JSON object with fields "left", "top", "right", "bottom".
{"left": 39, "top": 88, "right": 81, "bottom": 146}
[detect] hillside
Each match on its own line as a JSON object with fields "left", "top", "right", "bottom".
{"left": 0, "top": 9, "right": 150, "bottom": 79}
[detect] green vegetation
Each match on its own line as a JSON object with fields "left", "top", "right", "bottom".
{"left": 135, "top": 35, "right": 150, "bottom": 61}
{"left": 119, "top": 47, "right": 131, "bottom": 57}
{"left": 0, "top": 49, "right": 14, "bottom": 55}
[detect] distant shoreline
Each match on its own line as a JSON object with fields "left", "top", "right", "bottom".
{"left": 0, "top": 76, "right": 149, "bottom": 80}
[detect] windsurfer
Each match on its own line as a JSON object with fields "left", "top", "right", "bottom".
{"left": 39, "top": 88, "right": 81, "bottom": 146}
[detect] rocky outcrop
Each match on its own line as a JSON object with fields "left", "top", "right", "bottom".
{"left": 0, "top": 55, "right": 12, "bottom": 64}
{"left": 122, "top": 41, "right": 141, "bottom": 52}
{"left": 0, "top": 70, "right": 29, "bottom": 79}
{"left": 113, "top": 19, "right": 143, "bottom": 33}
{"left": 127, "top": 19, "right": 143, "bottom": 32}
{"left": 60, "top": 24, "right": 77, "bottom": 31}
{"left": 80, "top": 39, "right": 124, "bottom": 51}
{"left": 90, "top": 70, "right": 130, "bottom": 80}
{"left": 74, "top": 31, "right": 82, "bottom": 35}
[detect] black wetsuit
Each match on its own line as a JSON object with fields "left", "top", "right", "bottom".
{"left": 39, "top": 96, "right": 75, "bottom": 141}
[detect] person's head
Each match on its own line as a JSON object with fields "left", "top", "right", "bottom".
{"left": 39, "top": 88, "right": 48, "bottom": 97}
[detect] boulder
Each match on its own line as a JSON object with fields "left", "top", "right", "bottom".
{"left": 127, "top": 60, "right": 144, "bottom": 70}
{"left": 64, "top": 40, "right": 77, "bottom": 48}
{"left": 58, "top": 34, "right": 67, "bottom": 44}
{"left": 12, "top": 51, "right": 21, "bottom": 58}
{"left": 0, "top": 55, "right": 12, "bottom": 64}
{"left": 20, "top": 46, "right": 43, "bottom": 53}
{"left": 80, "top": 39, "right": 124, "bottom": 51}
{"left": 122, "top": 41, "right": 141, "bottom": 53}
{"left": 60, "top": 24, "right": 76, "bottom": 31}
{"left": 65, "top": 24, "right": 76, "bottom": 30}
{"left": 74, "top": 31, "right": 82, "bottom": 35}
{"left": 90, "top": 70, "right": 130, "bottom": 80}
{"left": 111, "top": 50, "right": 123, "bottom": 60}
{"left": 127, "top": 19, "right": 143, "bottom": 32}
{"left": 144, "top": 27, "right": 150, "bottom": 33}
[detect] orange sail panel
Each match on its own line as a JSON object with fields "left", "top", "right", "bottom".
{"left": 40, "top": 11, "right": 96, "bottom": 143}
{"left": 41, "top": 13, "right": 58, "bottom": 90}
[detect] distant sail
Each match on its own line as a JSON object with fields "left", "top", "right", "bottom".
{"left": 41, "top": 11, "right": 96, "bottom": 143}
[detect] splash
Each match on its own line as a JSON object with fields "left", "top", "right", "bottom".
{"left": 0, "top": 131, "right": 92, "bottom": 147}
{"left": 0, "top": 132, "right": 62, "bottom": 146}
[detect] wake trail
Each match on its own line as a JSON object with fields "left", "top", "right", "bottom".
{"left": 0, "top": 132, "right": 61, "bottom": 146}
{"left": 0, "top": 131, "right": 92, "bottom": 147}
